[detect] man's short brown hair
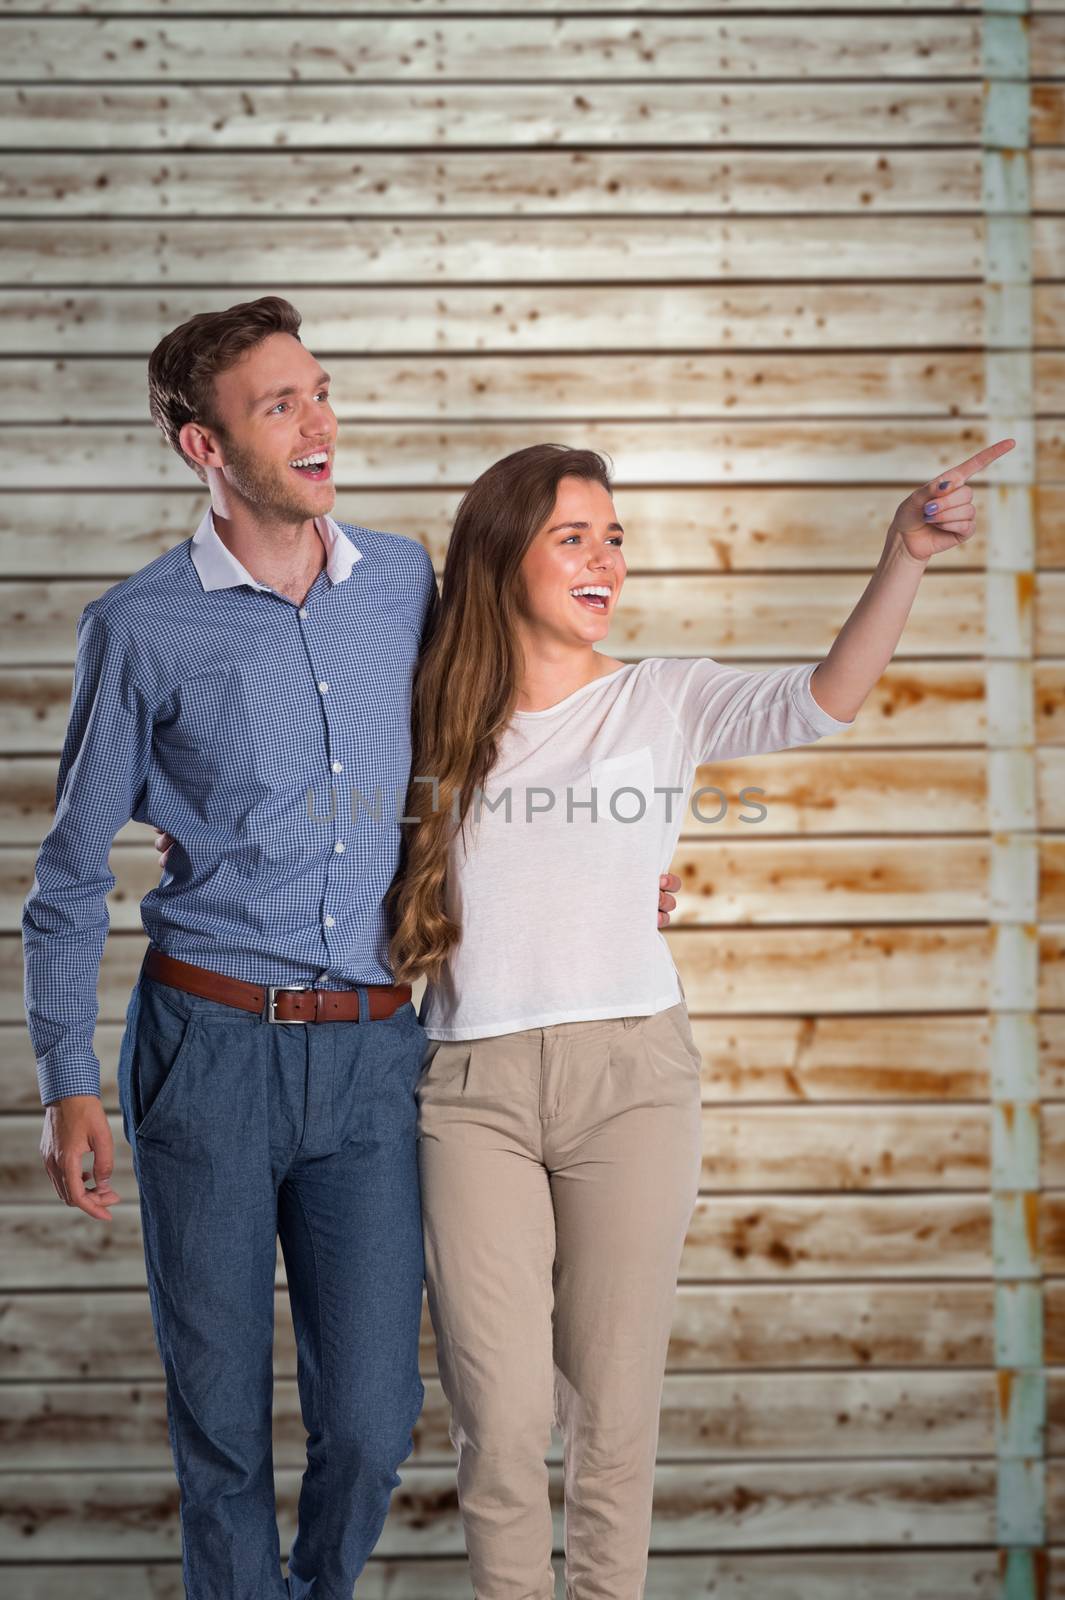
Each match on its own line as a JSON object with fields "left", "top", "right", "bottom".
{"left": 147, "top": 295, "right": 303, "bottom": 482}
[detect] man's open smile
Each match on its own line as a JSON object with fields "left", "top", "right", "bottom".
{"left": 289, "top": 448, "right": 332, "bottom": 482}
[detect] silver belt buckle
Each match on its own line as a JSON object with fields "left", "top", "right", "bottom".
{"left": 265, "top": 984, "right": 312, "bottom": 1024}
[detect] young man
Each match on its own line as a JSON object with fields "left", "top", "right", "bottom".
{"left": 22, "top": 295, "right": 683, "bottom": 1598}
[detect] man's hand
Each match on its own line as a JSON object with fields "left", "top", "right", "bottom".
{"left": 40, "top": 1095, "right": 121, "bottom": 1222}
{"left": 658, "top": 871, "right": 681, "bottom": 928}
{"left": 153, "top": 828, "right": 175, "bottom": 871}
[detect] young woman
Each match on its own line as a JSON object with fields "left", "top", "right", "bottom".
{"left": 387, "top": 435, "right": 1012, "bottom": 1597}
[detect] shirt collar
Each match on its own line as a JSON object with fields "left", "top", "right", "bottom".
{"left": 189, "top": 507, "right": 362, "bottom": 594}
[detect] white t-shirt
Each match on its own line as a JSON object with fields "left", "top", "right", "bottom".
{"left": 419, "top": 656, "right": 854, "bottom": 1040}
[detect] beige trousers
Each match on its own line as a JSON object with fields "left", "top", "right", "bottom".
{"left": 415, "top": 999, "right": 704, "bottom": 1600}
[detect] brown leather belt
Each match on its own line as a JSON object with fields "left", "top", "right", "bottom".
{"left": 144, "top": 948, "right": 412, "bottom": 1025}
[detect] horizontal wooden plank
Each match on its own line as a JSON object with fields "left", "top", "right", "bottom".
{"left": 0, "top": 217, "right": 998, "bottom": 285}
{"left": 0, "top": 420, "right": 1036, "bottom": 491}
{"left": 6, "top": 1107, "right": 1055, "bottom": 1196}
{"left": 0, "top": 1104, "right": 1001, "bottom": 1197}
{"left": 3, "top": 922, "right": 1052, "bottom": 1023}
{"left": 0, "top": 286, "right": 1024, "bottom": 358}
{"left": 0, "top": 750, "right": 1002, "bottom": 848}
{"left": 0, "top": 0, "right": 1011, "bottom": 9}
{"left": 671, "top": 837, "right": 1014, "bottom": 925}
{"left": 675, "top": 926, "right": 993, "bottom": 1014}
{"left": 0, "top": 1461, "right": 1001, "bottom": 1559}
{"left": 0, "top": 922, "right": 1043, "bottom": 1031}
{"left": 0, "top": 1552, "right": 1016, "bottom": 1600}
{"left": 7, "top": 1013, "right": 1063, "bottom": 1116}
{"left": 10, "top": 1011, "right": 1059, "bottom": 1116}
{"left": 0, "top": 661, "right": 1011, "bottom": 753}
{"left": 15, "top": 149, "right": 1065, "bottom": 235}
{"left": 0, "top": 352, "right": 1003, "bottom": 424}
{"left": 6, "top": 478, "right": 1059, "bottom": 569}
{"left": 0, "top": 82, "right": 987, "bottom": 150}
{"left": 0, "top": 0, "right": 1000, "bottom": 12}
{"left": 1040, "top": 663, "right": 1065, "bottom": 744}
{"left": 7, "top": 836, "right": 1060, "bottom": 932}
{"left": 1040, "top": 580, "right": 1065, "bottom": 655}
{"left": 1043, "top": 926, "right": 1065, "bottom": 1009}
{"left": 0, "top": 1194, "right": 1007, "bottom": 1289}
{"left": 0, "top": 18, "right": 988, "bottom": 83}
{"left": 0, "top": 150, "right": 999, "bottom": 219}
{"left": 0, "top": 572, "right": 1028, "bottom": 665}
{"left": 1, "top": 1369, "right": 1007, "bottom": 1471}
{"left": 1042, "top": 748, "right": 1065, "bottom": 825}
{"left": 1036, "top": 82, "right": 1065, "bottom": 147}
{"left": 6, "top": 656, "right": 1029, "bottom": 755}
{"left": 0, "top": 486, "right": 999, "bottom": 573}
{"left": 0, "top": 1281, "right": 1000, "bottom": 1380}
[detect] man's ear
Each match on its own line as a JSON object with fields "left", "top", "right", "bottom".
{"left": 178, "top": 418, "right": 222, "bottom": 480}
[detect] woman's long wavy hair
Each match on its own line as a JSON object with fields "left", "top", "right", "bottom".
{"left": 386, "top": 443, "right": 615, "bottom": 985}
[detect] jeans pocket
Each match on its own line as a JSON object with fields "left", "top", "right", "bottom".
{"left": 132, "top": 985, "right": 201, "bottom": 1138}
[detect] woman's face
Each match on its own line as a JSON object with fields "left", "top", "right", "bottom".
{"left": 517, "top": 476, "right": 627, "bottom": 647}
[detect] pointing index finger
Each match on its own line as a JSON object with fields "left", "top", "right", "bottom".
{"left": 935, "top": 437, "right": 1016, "bottom": 488}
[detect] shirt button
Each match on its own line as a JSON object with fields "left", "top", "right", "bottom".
{"left": 334, "top": 841, "right": 345, "bottom": 853}
{"left": 331, "top": 760, "right": 343, "bottom": 773}
{"left": 299, "top": 607, "right": 308, "bottom": 619}
{"left": 324, "top": 915, "right": 335, "bottom": 928}
{"left": 318, "top": 681, "right": 329, "bottom": 694}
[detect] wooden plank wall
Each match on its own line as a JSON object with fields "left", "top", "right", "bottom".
{"left": 0, "top": 2, "right": 1063, "bottom": 1595}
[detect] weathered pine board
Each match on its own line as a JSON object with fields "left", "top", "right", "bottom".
{"left": 0, "top": 19, "right": 993, "bottom": 82}
{"left": 0, "top": 1555, "right": 1003, "bottom": 1600}
{"left": 12, "top": 149, "right": 1041, "bottom": 221}
{"left": 0, "top": 1461, "right": 1008, "bottom": 1558}
{"left": 0, "top": 352, "right": 1000, "bottom": 422}
{"left": 0, "top": 216, "right": 1000, "bottom": 283}
{"left": 0, "top": 572, "right": 1003, "bottom": 663}
{"left": 0, "top": 287, "right": 1023, "bottom": 356}
{"left": 673, "top": 926, "right": 999, "bottom": 1014}
{"left": 2, "top": 1193, "right": 1023, "bottom": 1289}
{"left": 6, "top": 1015, "right": 1064, "bottom": 1113}
{"left": 0, "top": 151, "right": 996, "bottom": 217}
{"left": 1042, "top": 750, "right": 1065, "bottom": 824}
{"left": 0, "top": 662, "right": 1019, "bottom": 752}
{"left": 0, "top": 1553, "right": 1026, "bottom": 1600}
{"left": 0, "top": 0, "right": 1007, "bottom": 12}
{"left": 0, "top": 924, "right": 1032, "bottom": 1024}
{"left": 0, "top": 420, "right": 1038, "bottom": 490}
{"left": 0, "top": 486, "right": 1001, "bottom": 572}
{"left": 6, "top": 925, "right": 1059, "bottom": 1020}
{"left": 3, "top": 480, "right": 1060, "bottom": 566}
{"left": 0, "top": 1103, "right": 1015, "bottom": 1197}
{"left": 0, "top": 1370, "right": 1006, "bottom": 1468}
{"left": 4, "top": 836, "right": 1058, "bottom": 929}
{"left": 0, "top": 751, "right": 1003, "bottom": 846}
{"left": 0, "top": 1281, "right": 1006, "bottom": 1379}
{"left": 0, "top": 82, "right": 989, "bottom": 150}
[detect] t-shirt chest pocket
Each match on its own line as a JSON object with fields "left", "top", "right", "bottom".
{"left": 587, "top": 744, "right": 656, "bottom": 825}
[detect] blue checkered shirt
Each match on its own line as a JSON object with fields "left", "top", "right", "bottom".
{"left": 22, "top": 509, "right": 437, "bottom": 1105}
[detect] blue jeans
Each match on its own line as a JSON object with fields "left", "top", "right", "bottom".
{"left": 117, "top": 954, "right": 427, "bottom": 1600}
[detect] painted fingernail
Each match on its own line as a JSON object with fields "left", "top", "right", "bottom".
{"left": 924, "top": 501, "right": 938, "bottom": 516}
{"left": 938, "top": 480, "right": 949, "bottom": 490}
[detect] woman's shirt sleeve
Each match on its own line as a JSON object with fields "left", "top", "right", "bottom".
{"left": 646, "top": 656, "right": 855, "bottom": 765}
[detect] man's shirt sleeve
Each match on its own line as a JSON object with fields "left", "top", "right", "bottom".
{"left": 22, "top": 603, "right": 152, "bottom": 1105}
{"left": 418, "top": 543, "right": 440, "bottom": 642}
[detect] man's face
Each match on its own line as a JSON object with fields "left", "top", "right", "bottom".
{"left": 195, "top": 331, "right": 338, "bottom": 522}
